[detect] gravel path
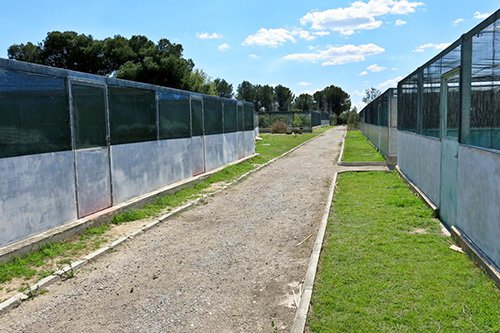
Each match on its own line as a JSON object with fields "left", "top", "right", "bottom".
{"left": 0, "top": 128, "right": 346, "bottom": 333}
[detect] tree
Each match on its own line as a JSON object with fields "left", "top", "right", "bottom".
{"left": 322, "top": 85, "right": 351, "bottom": 116}
{"left": 214, "top": 78, "right": 233, "bottom": 98}
{"left": 313, "top": 91, "right": 324, "bottom": 111}
{"left": 8, "top": 31, "right": 196, "bottom": 90}
{"left": 274, "top": 85, "right": 294, "bottom": 111}
{"left": 362, "top": 87, "right": 381, "bottom": 104}
{"left": 294, "top": 93, "right": 315, "bottom": 111}
{"left": 236, "top": 81, "right": 255, "bottom": 102}
{"left": 254, "top": 85, "right": 275, "bottom": 112}
{"left": 185, "top": 69, "right": 216, "bottom": 95}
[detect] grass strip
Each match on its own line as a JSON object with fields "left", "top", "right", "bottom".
{"left": 0, "top": 127, "right": 331, "bottom": 285}
{"left": 308, "top": 171, "right": 500, "bottom": 333}
{"left": 342, "top": 130, "right": 384, "bottom": 162}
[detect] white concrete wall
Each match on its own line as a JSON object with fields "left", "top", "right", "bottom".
{"left": 223, "top": 132, "right": 238, "bottom": 165}
{"left": 398, "top": 131, "right": 441, "bottom": 205}
{"left": 75, "top": 147, "right": 112, "bottom": 217}
{"left": 205, "top": 134, "right": 225, "bottom": 172}
{"left": 389, "top": 127, "right": 398, "bottom": 157}
{"left": 0, "top": 151, "right": 77, "bottom": 246}
{"left": 243, "top": 130, "right": 255, "bottom": 157}
{"left": 456, "top": 145, "right": 500, "bottom": 267}
{"left": 111, "top": 138, "right": 192, "bottom": 204}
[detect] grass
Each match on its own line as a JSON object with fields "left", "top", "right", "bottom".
{"left": 307, "top": 171, "right": 500, "bottom": 332}
{"left": 0, "top": 126, "right": 332, "bottom": 287}
{"left": 342, "top": 130, "right": 385, "bottom": 162}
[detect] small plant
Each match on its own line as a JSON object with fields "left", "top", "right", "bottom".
{"left": 271, "top": 120, "right": 288, "bottom": 133}
{"left": 23, "top": 282, "right": 40, "bottom": 300}
{"left": 56, "top": 262, "right": 75, "bottom": 280}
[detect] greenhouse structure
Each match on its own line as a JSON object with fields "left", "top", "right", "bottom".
{"left": 0, "top": 59, "right": 257, "bottom": 247}
{"left": 397, "top": 10, "right": 500, "bottom": 268}
{"left": 358, "top": 88, "right": 398, "bottom": 162}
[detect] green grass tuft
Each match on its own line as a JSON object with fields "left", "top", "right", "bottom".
{"left": 342, "top": 130, "right": 385, "bottom": 162}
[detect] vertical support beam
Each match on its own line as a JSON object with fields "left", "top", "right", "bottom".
{"left": 416, "top": 67, "right": 424, "bottom": 134}
{"left": 460, "top": 34, "right": 472, "bottom": 145}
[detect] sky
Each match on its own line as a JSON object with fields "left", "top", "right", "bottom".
{"left": 1, "top": 0, "right": 498, "bottom": 110}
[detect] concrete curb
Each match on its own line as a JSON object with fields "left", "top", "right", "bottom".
{"left": 291, "top": 172, "right": 338, "bottom": 333}
{"left": 338, "top": 161, "right": 387, "bottom": 167}
{"left": 337, "top": 131, "right": 346, "bottom": 165}
{"left": 0, "top": 130, "right": 329, "bottom": 316}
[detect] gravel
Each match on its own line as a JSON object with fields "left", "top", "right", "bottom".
{"left": 0, "top": 128, "right": 345, "bottom": 333}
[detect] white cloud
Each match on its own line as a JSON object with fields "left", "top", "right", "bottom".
{"left": 473, "top": 11, "right": 491, "bottom": 20}
{"left": 297, "top": 81, "right": 311, "bottom": 86}
{"left": 218, "top": 43, "right": 231, "bottom": 51}
{"left": 282, "top": 43, "right": 385, "bottom": 66}
{"left": 414, "top": 42, "right": 450, "bottom": 52}
{"left": 243, "top": 28, "right": 296, "bottom": 47}
{"left": 196, "top": 32, "right": 223, "bottom": 40}
{"left": 359, "top": 71, "right": 369, "bottom": 76}
{"left": 452, "top": 18, "right": 464, "bottom": 26}
{"left": 367, "top": 64, "right": 387, "bottom": 72}
{"left": 291, "top": 29, "right": 316, "bottom": 41}
{"left": 395, "top": 19, "right": 407, "bottom": 26}
{"left": 248, "top": 54, "right": 261, "bottom": 59}
{"left": 300, "top": 0, "right": 424, "bottom": 35}
{"left": 378, "top": 76, "right": 404, "bottom": 90}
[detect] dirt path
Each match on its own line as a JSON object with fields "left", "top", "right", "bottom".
{"left": 0, "top": 128, "right": 346, "bottom": 333}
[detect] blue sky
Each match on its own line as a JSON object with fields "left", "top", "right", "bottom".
{"left": 1, "top": 0, "right": 498, "bottom": 109}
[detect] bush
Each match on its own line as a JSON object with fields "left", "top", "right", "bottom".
{"left": 271, "top": 120, "right": 288, "bottom": 133}
{"left": 347, "top": 112, "right": 359, "bottom": 130}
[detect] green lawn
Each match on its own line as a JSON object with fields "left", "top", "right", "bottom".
{"left": 308, "top": 171, "right": 500, "bottom": 333}
{"left": 0, "top": 127, "right": 332, "bottom": 286}
{"left": 342, "top": 130, "right": 384, "bottom": 162}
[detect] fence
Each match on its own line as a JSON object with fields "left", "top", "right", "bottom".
{"left": 258, "top": 111, "right": 329, "bottom": 133}
{"left": 359, "top": 88, "right": 398, "bottom": 160}
{"left": 397, "top": 10, "right": 500, "bottom": 269}
{"left": 0, "top": 58, "right": 257, "bottom": 247}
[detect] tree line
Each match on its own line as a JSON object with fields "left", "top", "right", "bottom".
{"left": 8, "top": 31, "right": 351, "bottom": 116}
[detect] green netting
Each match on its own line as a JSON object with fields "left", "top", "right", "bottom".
{"left": 466, "top": 19, "right": 500, "bottom": 150}
{"left": 203, "top": 97, "right": 223, "bottom": 135}
{"left": 398, "top": 73, "right": 418, "bottom": 133}
{"left": 159, "top": 90, "right": 190, "bottom": 139}
{"left": 108, "top": 86, "right": 157, "bottom": 145}
{"left": 0, "top": 69, "right": 71, "bottom": 158}
{"left": 72, "top": 84, "right": 107, "bottom": 149}
{"left": 237, "top": 104, "right": 244, "bottom": 131}
{"left": 244, "top": 104, "right": 255, "bottom": 131}
{"left": 191, "top": 99, "right": 203, "bottom": 136}
{"left": 223, "top": 100, "right": 237, "bottom": 133}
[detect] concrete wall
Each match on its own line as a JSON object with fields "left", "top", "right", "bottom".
{"left": 223, "top": 133, "right": 238, "bottom": 165}
{"left": 243, "top": 130, "right": 255, "bottom": 157}
{"left": 398, "top": 131, "right": 441, "bottom": 205}
{"left": 456, "top": 145, "right": 500, "bottom": 267}
{"left": 205, "top": 134, "right": 225, "bottom": 172}
{"left": 389, "top": 127, "right": 398, "bottom": 157}
{"left": 75, "top": 147, "right": 112, "bottom": 217}
{"left": 0, "top": 152, "right": 77, "bottom": 245}
{"left": 111, "top": 139, "right": 192, "bottom": 204}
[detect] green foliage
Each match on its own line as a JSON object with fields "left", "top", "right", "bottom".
{"left": 185, "top": 69, "right": 217, "bottom": 95}
{"left": 308, "top": 172, "right": 500, "bottom": 332}
{"left": 274, "top": 84, "right": 294, "bottom": 111}
{"left": 8, "top": 32, "right": 199, "bottom": 91}
{"left": 342, "top": 130, "right": 385, "bottom": 162}
{"left": 313, "top": 85, "right": 351, "bottom": 116}
{"left": 362, "top": 87, "right": 381, "bottom": 104}
{"left": 213, "top": 78, "right": 233, "bottom": 98}
{"left": 347, "top": 111, "right": 359, "bottom": 130}
{"left": 236, "top": 80, "right": 256, "bottom": 102}
{"left": 294, "top": 93, "right": 315, "bottom": 111}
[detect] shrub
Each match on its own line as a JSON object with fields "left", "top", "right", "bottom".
{"left": 271, "top": 120, "right": 288, "bottom": 133}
